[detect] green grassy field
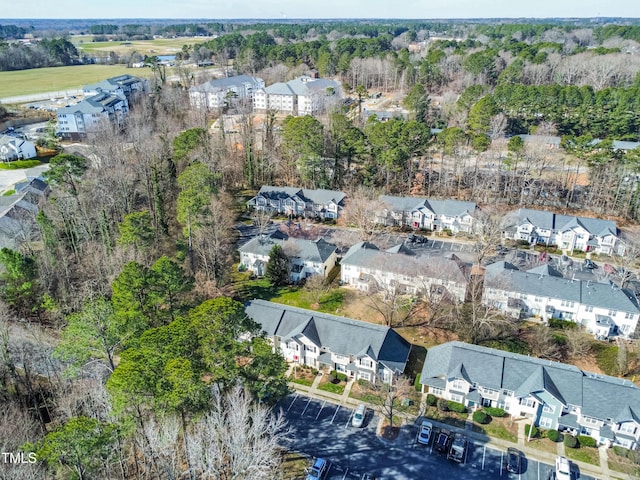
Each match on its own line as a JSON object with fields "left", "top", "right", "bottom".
{"left": 0, "top": 65, "right": 155, "bottom": 98}
{"left": 71, "top": 36, "right": 211, "bottom": 56}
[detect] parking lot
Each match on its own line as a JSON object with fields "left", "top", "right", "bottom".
{"left": 278, "top": 395, "right": 597, "bottom": 480}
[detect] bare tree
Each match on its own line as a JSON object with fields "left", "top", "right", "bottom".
{"left": 366, "top": 283, "right": 417, "bottom": 328}
{"left": 470, "top": 209, "right": 506, "bottom": 266}
{"left": 565, "top": 327, "right": 592, "bottom": 359}
{"left": 529, "top": 325, "right": 562, "bottom": 360}
{"left": 364, "top": 375, "right": 413, "bottom": 430}
{"left": 186, "top": 385, "right": 289, "bottom": 480}
{"left": 616, "top": 339, "right": 630, "bottom": 377}
{"left": 251, "top": 209, "right": 274, "bottom": 238}
{"left": 342, "top": 186, "right": 387, "bottom": 241}
{"left": 0, "top": 400, "right": 46, "bottom": 480}
{"left": 303, "top": 275, "right": 331, "bottom": 306}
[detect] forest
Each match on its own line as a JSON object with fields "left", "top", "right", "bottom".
{"left": 3, "top": 18, "right": 640, "bottom": 479}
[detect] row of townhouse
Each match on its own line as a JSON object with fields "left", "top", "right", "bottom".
{"left": 504, "top": 208, "right": 619, "bottom": 255}
{"left": 0, "top": 177, "right": 49, "bottom": 251}
{"left": 238, "top": 231, "right": 338, "bottom": 283}
{"left": 245, "top": 299, "right": 412, "bottom": 384}
{"left": 56, "top": 75, "right": 147, "bottom": 140}
{"left": 340, "top": 241, "right": 469, "bottom": 302}
{"left": 376, "top": 195, "right": 478, "bottom": 234}
{"left": 189, "top": 74, "right": 341, "bottom": 116}
{"left": 421, "top": 341, "right": 640, "bottom": 449}
{"left": 483, "top": 261, "right": 640, "bottom": 338}
{"left": 246, "top": 185, "right": 346, "bottom": 220}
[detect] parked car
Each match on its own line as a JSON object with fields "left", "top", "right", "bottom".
{"left": 555, "top": 456, "right": 571, "bottom": 480}
{"left": 584, "top": 259, "right": 596, "bottom": 269}
{"left": 417, "top": 420, "right": 433, "bottom": 445}
{"left": 447, "top": 433, "right": 467, "bottom": 463}
{"left": 434, "top": 429, "right": 452, "bottom": 453}
{"left": 306, "top": 458, "right": 328, "bottom": 480}
{"left": 506, "top": 447, "right": 523, "bottom": 473}
{"left": 352, "top": 404, "right": 366, "bottom": 428}
{"left": 604, "top": 263, "right": 617, "bottom": 275}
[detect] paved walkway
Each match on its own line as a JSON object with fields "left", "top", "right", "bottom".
{"left": 285, "top": 378, "right": 633, "bottom": 479}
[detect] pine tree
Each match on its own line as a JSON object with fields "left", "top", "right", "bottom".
{"left": 266, "top": 244, "right": 290, "bottom": 286}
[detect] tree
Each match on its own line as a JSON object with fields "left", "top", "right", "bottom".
{"left": 43, "top": 153, "right": 88, "bottom": 197}
{"left": 117, "top": 210, "right": 155, "bottom": 260}
{"left": 266, "top": 244, "right": 290, "bottom": 287}
{"left": 280, "top": 115, "right": 325, "bottom": 188}
{"left": 54, "top": 297, "right": 120, "bottom": 376}
{"left": 529, "top": 325, "right": 562, "bottom": 360}
{"left": 364, "top": 375, "right": 413, "bottom": 429}
{"left": 403, "top": 83, "right": 430, "bottom": 124}
{"left": 616, "top": 339, "right": 629, "bottom": 376}
{"left": 467, "top": 95, "right": 498, "bottom": 135}
{"left": 341, "top": 186, "right": 386, "bottom": 241}
{"left": 186, "top": 385, "right": 289, "bottom": 480}
{"left": 0, "top": 248, "right": 40, "bottom": 317}
{"left": 240, "top": 336, "right": 290, "bottom": 403}
{"left": 150, "top": 256, "right": 193, "bottom": 324}
{"left": 36, "top": 416, "right": 118, "bottom": 480}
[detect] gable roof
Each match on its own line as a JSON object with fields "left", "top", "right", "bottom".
{"left": 421, "top": 341, "right": 640, "bottom": 421}
{"left": 510, "top": 208, "right": 617, "bottom": 237}
{"left": 379, "top": 195, "right": 477, "bottom": 217}
{"left": 190, "top": 75, "right": 263, "bottom": 93}
{"left": 485, "top": 261, "right": 640, "bottom": 313}
{"left": 238, "top": 232, "right": 337, "bottom": 264}
{"left": 260, "top": 76, "right": 339, "bottom": 97}
{"left": 245, "top": 299, "right": 411, "bottom": 373}
{"left": 248, "top": 185, "right": 346, "bottom": 207}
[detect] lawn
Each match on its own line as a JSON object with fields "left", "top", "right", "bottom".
{"left": 0, "top": 65, "right": 155, "bottom": 98}
{"left": 423, "top": 406, "right": 469, "bottom": 430}
{"left": 280, "top": 451, "right": 310, "bottom": 480}
{"left": 317, "top": 379, "right": 345, "bottom": 395}
{"left": 474, "top": 417, "right": 518, "bottom": 443}
{"left": 608, "top": 448, "right": 640, "bottom": 477}
{"left": 71, "top": 36, "right": 213, "bottom": 56}
{"left": 526, "top": 436, "right": 561, "bottom": 455}
{"left": 564, "top": 446, "right": 600, "bottom": 466}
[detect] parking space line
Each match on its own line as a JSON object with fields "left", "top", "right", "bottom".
{"left": 344, "top": 408, "right": 354, "bottom": 428}
{"left": 286, "top": 394, "right": 298, "bottom": 412}
{"left": 341, "top": 469, "right": 348, "bottom": 480}
{"left": 315, "top": 400, "right": 326, "bottom": 419}
{"left": 500, "top": 451, "right": 503, "bottom": 476}
{"left": 482, "top": 445, "right": 485, "bottom": 469}
{"left": 301, "top": 397, "right": 312, "bottom": 416}
{"left": 330, "top": 405, "right": 340, "bottom": 424}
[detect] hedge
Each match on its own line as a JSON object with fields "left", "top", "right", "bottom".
{"left": 330, "top": 370, "right": 347, "bottom": 382}
{"left": 448, "top": 401, "right": 467, "bottom": 413}
{"left": 564, "top": 435, "right": 579, "bottom": 448}
{"left": 483, "top": 407, "right": 505, "bottom": 417}
{"left": 578, "top": 435, "right": 597, "bottom": 448}
{"left": 414, "top": 373, "right": 422, "bottom": 392}
{"left": 426, "top": 394, "right": 436, "bottom": 406}
{"left": 473, "top": 410, "right": 491, "bottom": 424}
{"left": 437, "top": 398, "right": 449, "bottom": 412}
{"left": 547, "top": 430, "right": 561, "bottom": 442}
{"left": 524, "top": 424, "right": 538, "bottom": 438}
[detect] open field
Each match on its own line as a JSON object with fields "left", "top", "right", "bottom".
{"left": 71, "top": 35, "right": 213, "bottom": 56}
{"left": 0, "top": 65, "right": 155, "bottom": 98}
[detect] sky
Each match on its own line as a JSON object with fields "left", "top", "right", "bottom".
{"left": 4, "top": 0, "right": 640, "bottom": 19}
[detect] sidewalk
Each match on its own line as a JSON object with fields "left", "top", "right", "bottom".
{"left": 286, "top": 379, "right": 631, "bottom": 479}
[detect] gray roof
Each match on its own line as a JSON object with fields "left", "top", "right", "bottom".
{"left": 84, "top": 74, "right": 144, "bottom": 93}
{"left": 57, "top": 92, "right": 125, "bottom": 116}
{"left": 190, "top": 75, "right": 263, "bottom": 93}
{"left": 421, "top": 341, "right": 640, "bottom": 422}
{"left": 239, "top": 232, "right": 337, "bottom": 264}
{"left": 485, "top": 261, "right": 640, "bottom": 313}
{"left": 510, "top": 208, "right": 617, "bottom": 237}
{"left": 342, "top": 242, "right": 468, "bottom": 285}
{"left": 379, "top": 195, "right": 476, "bottom": 217}
{"left": 249, "top": 185, "right": 345, "bottom": 207}
{"left": 260, "top": 76, "right": 339, "bottom": 97}
{"left": 245, "top": 299, "right": 411, "bottom": 374}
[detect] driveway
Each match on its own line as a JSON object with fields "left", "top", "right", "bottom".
{"left": 277, "top": 395, "right": 598, "bottom": 480}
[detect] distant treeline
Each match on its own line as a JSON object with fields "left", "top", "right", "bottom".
{"left": 0, "top": 38, "right": 78, "bottom": 71}
{"left": 0, "top": 24, "right": 28, "bottom": 40}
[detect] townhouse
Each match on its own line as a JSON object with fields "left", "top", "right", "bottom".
{"left": 188, "top": 75, "right": 265, "bottom": 110}
{"left": 483, "top": 261, "right": 640, "bottom": 338}
{"left": 0, "top": 134, "right": 36, "bottom": 162}
{"left": 377, "top": 195, "right": 478, "bottom": 234}
{"left": 340, "top": 241, "right": 469, "bottom": 302}
{"left": 247, "top": 185, "right": 346, "bottom": 219}
{"left": 238, "top": 231, "right": 338, "bottom": 283}
{"left": 83, "top": 74, "right": 147, "bottom": 102}
{"left": 253, "top": 76, "right": 341, "bottom": 116}
{"left": 245, "top": 299, "right": 411, "bottom": 383}
{"left": 421, "top": 341, "right": 640, "bottom": 449}
{"left": 0, "top": 177, "right": 49, "bottom": 250}
{"left": 503, "top": 208, "right": 618, "bottom": 255}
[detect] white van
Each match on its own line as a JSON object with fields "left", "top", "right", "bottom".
{"left": 352, "top": 404, "right": 366, "bottom": 428}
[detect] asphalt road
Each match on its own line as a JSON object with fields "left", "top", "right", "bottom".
{"left": 277, "top": 395, "right": 597, "bottom": 480}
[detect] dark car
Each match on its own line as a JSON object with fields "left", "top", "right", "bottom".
{"left": 434, "top": 429, "right": 453, "bottom": 453}
{"left": 506, "top": 447, "right": 523, "bottom": 473}
{"left": 584, "top": 259, "right": 596, "bottom": 269}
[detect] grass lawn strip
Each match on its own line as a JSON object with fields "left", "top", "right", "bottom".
{"left": 564, "top": 446, "right": 600, "bottom": 466}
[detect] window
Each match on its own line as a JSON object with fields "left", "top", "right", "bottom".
{"left": 286, "top": 342, "right": 298, "bottom": 351}
{"left": 585, "top": 305, "right": 593, "bottom": 313}
{"left": 359, "top": 372, "right": 371, "bottom": 381}
{"left": 452, "top": 378, "right": 467, "bottom": 391}
{"left": 431, "top": 387, "right": 444, "bottom": 396}
{"left": 502, "top": 389, "right": 514, "bottom": 397}
{"left": 450, "top": 393, "right": 464, "bottom": 403}
{"left": 582, "top": 416, "right": 599, "bottom": 426}
{"left": 520, "top": 397, "right": 536, "bottom": 408}
{"left": 539, "top": 417, "right": 553, "bottom": 428}
{"left": 625, "top": 312, "right": 634, "bottom": 320}
{"left": 608, "top": 310, "right": 618, "bottom": 317}
{"left": 619, "top": 423, "right": 637, "bottom": 434}
{"left": 304, "top": 345, "right": 317, "bottom": 353}
{"left": 535, "top": 297, "right": 542, "bottom": 302}
{"left": 481, "top": 387, "right": 498, "bottom": 396}
{"left": 543, "top": 404, "right": 556, "bottom": 414}
{"left": 360, "top": 358, "right": 373, "bottom": 368}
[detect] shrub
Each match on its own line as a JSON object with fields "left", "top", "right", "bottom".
{"left": 426, "top": 394, "right": 436, "bottom": 406}
{"left": 357, "top": 378, "right": 370, "bottom": 387}
{"left": 483, "top": 407, "right": 505, "bottom": 417}
{"left": 547, "top": 429, "right": 561, "bottom": 442}
{"left": 437, "top": 398, "right": 449, "bottom": 412}
{"left": 548, "top": 318, "right": 577, "bottom": 330}
{"left": 564, "top": 435, "right": 579, "bottom": 448}
{"left": 524, "top": 424, "right": 538, "bottom": 438}
{"left": 414, "top": 373, "right": 422, "bottom": 392}
{"left": 448, "top": 401, "right": 467, "bottom": 414}
{"left": 336, "top": 372, "right": 347, "bottom": 382}
{"left": 473, "top": 410, "right": 490, "bottom": 424}
{"left": 327, "top": 374, "right": 336, "bottom": 383}
{"left": 578, "top": 435, "right": 597, "bottom": 448}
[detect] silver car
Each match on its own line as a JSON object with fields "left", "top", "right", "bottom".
{"left": 352, "top": 404, "right": 366, "bottom": 428}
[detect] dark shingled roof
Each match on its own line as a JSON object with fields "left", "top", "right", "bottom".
{"left": 245, "top": 299, "right": 411, "bottom": 374}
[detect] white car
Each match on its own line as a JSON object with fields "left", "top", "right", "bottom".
{"left": 352, "top": 404, "right": 366, "bottom": 428}
{"left": 417, "top": 420, "right": 433, "bottom": 445}
{"left": 555, "top": 455, "right": 571, "bottom": 480}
